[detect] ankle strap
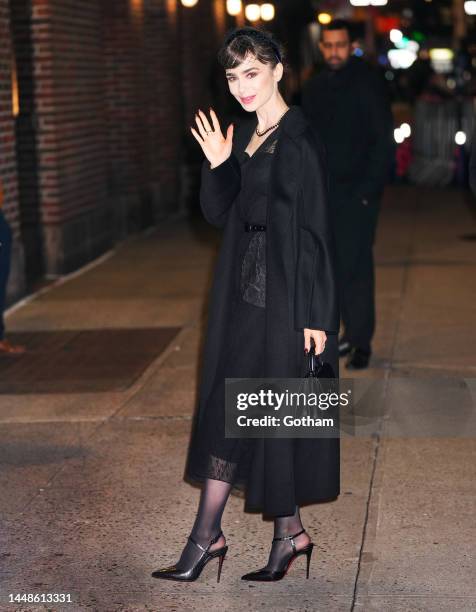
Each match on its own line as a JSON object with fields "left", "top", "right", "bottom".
{"left": 188, "top": 530, "right": 223, "bottom": 554}
{"left": 272, "top": 528, "right": 305, "bottom": 554}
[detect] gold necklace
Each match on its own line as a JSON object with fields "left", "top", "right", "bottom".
{"left": 255, "top": 108, "right": 289, "bottom": 137}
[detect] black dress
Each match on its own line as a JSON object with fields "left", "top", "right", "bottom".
{"left": 185, "top": 106, "right": 340, "bottom": 518}
{"left": 185, "top": 128, "right": 280, "bottom": 493}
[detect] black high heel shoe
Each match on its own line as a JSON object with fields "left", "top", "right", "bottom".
{"left": 241, "top": 528, "right": 314, "bottom": 582}
{"left": 151, "top": 530, "right": 228, "bottom": 582}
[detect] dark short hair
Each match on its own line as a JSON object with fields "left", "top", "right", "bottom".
{"left": 218, "top": 26, "right": 285, "bottom": 69}
{"left": 321, "top": 19, "right": 353, "bottom": 42}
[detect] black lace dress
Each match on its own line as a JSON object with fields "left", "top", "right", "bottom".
{"left": 185, "top": 127, "right": 281, "bottom": 490}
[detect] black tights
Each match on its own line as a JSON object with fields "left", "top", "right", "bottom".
{"left": 175, "top": 478, "right": 231, "bottom": 571}
{"left": 175, "top": 478, "right": 306, "bottom": 572}
{"left": 265, "top": 505, "right": 306, "bottom": 571}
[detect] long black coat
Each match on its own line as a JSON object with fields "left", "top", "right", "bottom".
{"left": 186, "top": 105, "right": 340, "bottom": 517}
{"left": 302, "top": 57, "right": 394, "bottom": 248}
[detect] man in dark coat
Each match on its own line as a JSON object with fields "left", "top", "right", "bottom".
{"left": 302, "top": 20, "right": 393, "bottom": 369}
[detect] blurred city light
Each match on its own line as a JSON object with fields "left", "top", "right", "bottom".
{"left": 464, "top": 1, "right": 476, "bottom": 15}
{"left": 180, "top": 0, "right": 198, "bottom": 6}
{"left": 430, "top": 48, "right": 454, "bottom": 73}
{"left": 226, "top": 0, "right": 242, "bottom": 16}
{"left": 394, "top": 128, "right": 405, "bottom": 144}
{"left": 395, "top": 36, "right": 410, "bottom": 49}
{"left": 318, "top": 12, "right": 332, "bottom": 25}
{"left": 400, "top": 123, "right": 411, "bottom": 138}
{"left": 407, "top": 41, "right": 420, "bottom": 54}
{"left": 455, "top": 131, "right": 467, "bottom": 145}
{"left": 388, "top": 48, "right": 417, "bottom": 69}
{"left": 260, "top": 3, "right": 275, "bottom": 20}
{"left": 430, "top": 48, "right": 454, "bottom": 61}
{"left": 394, "top": 123, "right": 412, "bottom": 144}
{"left": 389, "top": 29, "right": 403, "bottom": 44}
{"left": 245, "top": 3, "right": 260, "bottom": 21}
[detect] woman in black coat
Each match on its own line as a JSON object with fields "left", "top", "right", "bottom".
{"left": 152, "top": 27, "right": 340, "bottom": 583}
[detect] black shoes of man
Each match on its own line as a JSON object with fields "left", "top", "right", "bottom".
{"left": 338, "top": 338, "right": 371, "bottom": 370}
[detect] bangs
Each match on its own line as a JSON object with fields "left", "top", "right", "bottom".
{"left": 218, "top": 39, "right": 256, "bottom": 69}
{"left": 218, "top": 35, "right": 277, "bottom": 70}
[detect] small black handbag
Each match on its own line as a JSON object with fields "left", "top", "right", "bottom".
{"left": 304, "top": 345, "right": 335, "bottom": 379}
{"left": 298, "top": 345, "right": 339, "bottom": 429}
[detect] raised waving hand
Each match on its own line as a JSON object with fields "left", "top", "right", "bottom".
{"left": 190, "top": 108, "right": 234, "bottom": 169}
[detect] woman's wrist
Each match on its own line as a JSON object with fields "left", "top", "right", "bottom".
{"left": 210, "top": 154, "right": 232, "bottom": 170}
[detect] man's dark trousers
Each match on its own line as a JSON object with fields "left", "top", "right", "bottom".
{"left": 0, "top": 210, "right": 12, "bottom": 341}
{"left": 332, "top": 188, "right": 380, "bottom": 352}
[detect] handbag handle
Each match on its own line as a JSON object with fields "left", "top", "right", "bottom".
{"left": 306, "top": 344, "right": 324, "bottom": 377}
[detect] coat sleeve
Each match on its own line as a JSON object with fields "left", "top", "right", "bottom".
{"left": 294, "top": 131, "right": 340, "bottom": 333}
{"left": 200, "top": 152, "right": 241, "bottom": 228}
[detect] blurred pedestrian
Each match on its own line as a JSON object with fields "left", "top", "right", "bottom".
{"left": 0, "top": 179, "right": 25, "bottom": 355}
{"left": 151, "top": 26, "right": 339, "bottom": 583}
{"left": 302, "top": 20, "right": 393, "bottom": 369}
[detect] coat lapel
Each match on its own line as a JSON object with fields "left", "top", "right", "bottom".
{"left": 267, "top": 106, "right": 305, "bottom": 229}
{"left": 232, "top": 116, "right": 256, "bottom": 156}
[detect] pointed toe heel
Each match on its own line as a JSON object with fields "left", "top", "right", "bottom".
{"left": 241, "top": 529, "right": 315, "bottom": 582}
{"left": 151, "top": 531, "right": 228, "bottom": 582}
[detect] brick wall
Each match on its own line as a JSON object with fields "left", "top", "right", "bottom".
{"left": 11, "top": 0, "right": 110, "bottom": 277}
{"left": 34, "top": 0, "right": 110, "bottom": 275}
{"left": 7, "top": 0, "right": 241, "bottom": 285}
{"left": 0, "top": 0, "right": 25, "bottom": 300}
{"left": 143, "top": 0, "right": 182, "bottom": 216}
{"left": 102, "top": 0, "right": 149, "bottom": 235}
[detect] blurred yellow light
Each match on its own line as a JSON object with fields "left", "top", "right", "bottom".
{"left": 261, "top": 3, "right": 275, "bottom": 21}
{"left": 11, "top": 58, "right": 19, "bottom": 117}
{"left": 226, "top": 0, "right": 242, "bottom": 16}
{"left": 181, "top": 0, "right": 198, "bottom": 6}
{"left": 318, "top": 13, "right": 332, "bottom": 25}
{"left": 429, "top": 48, "right": 454, "bottom": 61}
{"left": 245, "top": 3, "right": 260, "bottom": 21}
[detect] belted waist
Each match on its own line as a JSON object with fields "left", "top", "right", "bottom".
{"left": 244, "top": 223, "right": 266, "bottom": 232}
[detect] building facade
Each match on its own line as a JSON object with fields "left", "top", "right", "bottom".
{"left": 1, "top": 0, "right": 228, "bottom": 301}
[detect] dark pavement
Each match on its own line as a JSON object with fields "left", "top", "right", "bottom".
{"left": 0, "top": 185, "right": 475, "bottom": 611}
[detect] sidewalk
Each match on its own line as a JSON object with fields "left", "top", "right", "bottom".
{"left": 0, "top": 185, "right": 475, "bottom": 611}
